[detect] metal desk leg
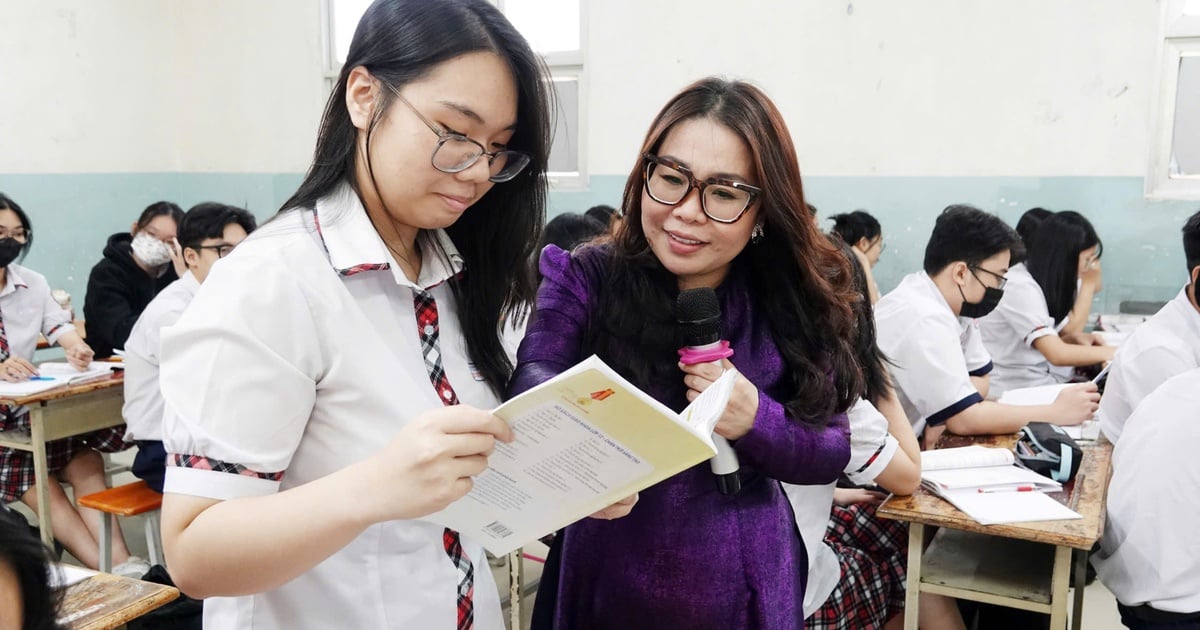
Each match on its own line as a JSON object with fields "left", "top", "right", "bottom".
{"left": 904, "top": 523, "right": 923, "bottom": 630}
{"left": 1049, "top": 545, "right": 1072, "bottom": 629}
{"left": 1071, "top": 548, "right": 1087, "bottom": 630}
{"left": 30, "top": 406, "right": 55, "bottom": 548}
{"left": 508, "top": 548, "right": 523, "bottom": 629}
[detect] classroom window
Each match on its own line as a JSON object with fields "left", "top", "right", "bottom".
{"left": 323, "top": 0, "right": 587, "bottom": 189}
{"left": 1147, "top": 0, "right": 1200, "bottom": 199}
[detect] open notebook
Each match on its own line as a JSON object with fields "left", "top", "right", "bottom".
{"left": 0, "top": 362, "right": 116, "bottom": 397}
{"left": 921, "top": 445, "right": 1081, "bottom": 525}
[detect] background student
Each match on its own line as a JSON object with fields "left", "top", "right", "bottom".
{"left": 584, "top": 203, "right": 621, "bottom": 236}
{"left": 1092, "top": 367, "right": 1200, "bottom": 629}
{"left": 788, "top": 240, "right": 964, "bottom": 630}
{"left": 0, "top": 193, "right": 144, "bottom": 577}
{"left": 83, "top": 201, "right": 185, "bottom": 358}
{"left": 515, "top": 77, "right": 858, "bottom": 628}
{"left": 122, "top": 203, "right": 257, "bottom": 493}
{"left": 978, "top": 210, "right": 1114, "bottom": 396}
{"left": 154, "top": 1, "right": 590, "bottom": 628}
{"left": 875, "top": 205, "right": 1099, "bottom": 447}
{"left": 829, "top": 209, "right": 885, "bottom": 303}
{"left": 1098, "top": 208, "right": 1200, "bottom": 443}
{"left": 1012, "top": 207, "right": 1051, "bottom": 265}
{"left": 0, "top": 507, "right": 63, "bottom": 630}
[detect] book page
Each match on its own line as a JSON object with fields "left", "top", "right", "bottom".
{"left": 678, "top": 368, "right": 738, "bottom": 435}
{"left": 37, "top": 362, "right": 115, "bottom": 382}
{"left": 425, "top": 355, "right": 720, "bottom": 555}
{"left": 921, "top": 445, "right": 1014, "bottom": 471}
{"left": 997, "top": 383, "right": 1071, "bottom": 407}
{"left": 922, "top": 464, "right": 1059, "bottom": 492}
{"left": 937, "top": 488, "right": 1081, "bottom": 525}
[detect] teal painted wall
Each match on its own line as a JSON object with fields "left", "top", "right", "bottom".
{"left": 2, "top": 173, "right": 1194, "bottom": 322}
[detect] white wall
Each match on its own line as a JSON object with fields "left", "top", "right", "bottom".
{"left": 0, "top": 0, "right": 325, "bottom": 174}
{"left": 583, "top": 0, "right": 1159, "bottom": 177}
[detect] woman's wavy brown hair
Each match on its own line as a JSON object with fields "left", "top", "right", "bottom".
{"left": 587, "top": 77, "right": 864, "bottom": 423}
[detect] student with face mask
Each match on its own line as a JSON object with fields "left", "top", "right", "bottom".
{"left": 874, "top": 205, "right": 1101, "bottom": 448}
{"left": 83, "top": 201, "right": 185, "bottom": 358}
{"left": 0, "top": 193, "right": 147, "bottom": 578}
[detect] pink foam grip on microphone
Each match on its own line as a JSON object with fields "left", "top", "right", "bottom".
{"left": 677, "top": 340, "right": 734, "bottom": 365}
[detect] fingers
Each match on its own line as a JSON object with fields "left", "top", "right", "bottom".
{"left": 438, "top": 432, "right": 500, "bottom": 459}
{"left": 3, "top": 358, "right": 37, "bottom": 380}
{"left": 433, "top": 407, "right": 514, "bottom": 442}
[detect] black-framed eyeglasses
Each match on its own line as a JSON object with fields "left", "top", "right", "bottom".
{"left": 970, "top": 265, "right": 1008, "bottom": 290}
{"left": 0, "top": 227, "right": 29, "bottom": 241}
{"left": 388, "top": 85, "right": 531, "bottom": 183}
{"left": 195, "top": 244, "right": 236, "bottom": 258}
{"left": 642, "top": 154, "right": 761, "bottom": 224}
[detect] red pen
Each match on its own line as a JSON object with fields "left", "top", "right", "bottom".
{"left": 978, "top": 486, "right": 1036, "bottom": 493}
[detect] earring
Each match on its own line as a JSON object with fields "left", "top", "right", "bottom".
{"left": 751, "top": 223, "right": 765, "bottom": 244}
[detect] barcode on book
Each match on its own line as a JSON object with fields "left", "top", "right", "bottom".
{"left": 484, "top": 521, "right": 513, "bottom": 539}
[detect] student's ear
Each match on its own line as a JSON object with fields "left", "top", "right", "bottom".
{"left": 951, "top": 261, "right": 970, "bottom": 286}
{"left": 345, "top": 66, "right": 380, "bottom": 131}
{"left": 183, "top": 247, "right": 199, "bottom": 269}
{"left": 854, "top": 237, "right": 871, "bottom": 252}
{"left": 130, "top": 221, "right": 139, "bottom": 235}
{"left": 1192, "top": 266, "right": 1200, "bottom": 287}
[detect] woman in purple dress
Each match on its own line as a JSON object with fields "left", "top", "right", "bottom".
{"left": 511, "top": 78, "right": 864, "bottom": 629}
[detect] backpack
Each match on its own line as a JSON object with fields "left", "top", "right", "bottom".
{"left": 1015, "top": 422, "right": 1083, "bottom": 483}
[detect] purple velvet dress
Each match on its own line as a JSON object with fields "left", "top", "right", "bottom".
{"left": 511, "top": 246, "right": 852, "bottom": 630}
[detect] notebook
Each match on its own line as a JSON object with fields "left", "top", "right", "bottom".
{"left": 921, "top": 445, "right": 1081, "bottom": 525}
{"left": 0, "top": 362, "right": 116, "bottom": 397}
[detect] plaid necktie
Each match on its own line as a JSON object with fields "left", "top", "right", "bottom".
{"left": 413, "top": 289, "right": 474, "bottom": 630}
{"left": 0, "top": 306, "right": 9, "bottom": 362}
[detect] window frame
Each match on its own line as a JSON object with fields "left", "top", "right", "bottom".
{"left": 1147, "top": 0, "right": 1200, "bottom": 199}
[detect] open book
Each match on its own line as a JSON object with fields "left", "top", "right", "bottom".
{"left": 425, "top": 355, "right": 736, "bottom": 555}
{"left": 996, "top": 384, "right": 1098, "bottom": 440}
{"left": 921, "top": 445, "right": 1080, "bottom": 525}
{"left": 0, "top": 362, "right": 116, "bottom": 398}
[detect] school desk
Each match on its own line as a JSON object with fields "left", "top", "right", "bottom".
{"left": 58, "top": 570, "right": 179, "bottom": 629}
{"left": 878, "top": 432, "right": 1113, "bottom": 630}
{"left": 0, "top": 372, "right": 125, "bottom": 547}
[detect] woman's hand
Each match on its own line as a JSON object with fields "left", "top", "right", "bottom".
{"left": 681, "top": 359, "right": 760, "bottom": 440}
{"left": 168, "top": 237, "right": 187, "bottom": 278}
{"left": 64, "top": 342, "right": 95, "bottom": 370}
{"left": 0, "top": 356, "right": 37, "bottom": 382}
{"left": 833, "top": 487, "right": 888, "bottom": 507}
{"left": 588, "top": 493, "right": 638, "bottom": 520}
{"left": 352, "top": 405, "right": 514, "bottom": 524}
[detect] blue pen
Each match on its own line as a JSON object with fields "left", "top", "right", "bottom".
{"left": 28, "top": 376, "right": 55, "bottom": 381}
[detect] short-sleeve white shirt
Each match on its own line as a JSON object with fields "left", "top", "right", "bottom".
{"left": 122, "top": 271, "right": 199, "bottom": 441}
{"left": 978, "top": 264, "right": 1073, "bottom": 397}
{"left": 0, "top": 264, "right": 75, "bottom": 359}
{"left": 160, "top": 184, "right": 503, "bottom": 629}
{"left": 784, "top": 398, "right": 899, "bottom": 616}
{"left": 875, "top": 272, "right": 991, "bottom": 436}
{"left": 1092, "top": 367, "right": 1200, "bottom": 614}
{"left": 1098, "top": 288, "right": 1200, "bottom": 443}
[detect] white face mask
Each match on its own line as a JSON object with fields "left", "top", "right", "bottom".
{"left": 131, "top": 231, "right": 172, "bottom": 267}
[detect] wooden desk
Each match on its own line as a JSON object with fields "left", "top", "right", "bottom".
{"left": 0, "top": 373, "right": 125, "bottom": 547}
{"left": 878, "top": 432, "right": 1113, "bottom": 630}
{"left": 59, "top": 572, "right": 179, "bottom": 630}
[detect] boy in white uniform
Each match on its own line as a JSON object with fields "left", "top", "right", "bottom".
{"left": 123, "top": 203, "right": 255, "bottom": 492}
{"left": 876, "top": 205, "right": 1099, "bottom": 447}
{"left": 1092, "top": 367, "right": 1200, "bottom": 628}
{"left": 1098, "top": 209, "right": 1200, "bottom": 443}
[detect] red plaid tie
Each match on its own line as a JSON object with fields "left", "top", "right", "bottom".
{"left": 0, "top": 306, "right": 9, "bottom": 362}
{"left": 413, "top": 289, "right": 474, "bottom": 630}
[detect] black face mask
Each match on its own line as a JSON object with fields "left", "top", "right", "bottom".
{"left": 0, "top": 238, "right": 23, "bottom": 268}
{"left": 959, "top": 285, "right": 1004, "bottom": 319}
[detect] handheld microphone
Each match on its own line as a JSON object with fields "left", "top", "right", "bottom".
{"left": 676, "top": 288, "right": 741, "bottom": 495}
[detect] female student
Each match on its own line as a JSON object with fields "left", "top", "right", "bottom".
{"left": 830, "top": 209, "right": 885, "bottom": 268}
{"left": 83, "top": 201, "right": 185, "bottom": 358}
{"left": 0, "top": 194, "right": 143, "bottom": 576}
{"left": 514, "top": 78, "right": 859, "bottom": 628}
{"left": 156, "top": 1, "right": 577, "bottom": 628}
{"left": 978, "top": 210, "right": 1114, "bottom": 396}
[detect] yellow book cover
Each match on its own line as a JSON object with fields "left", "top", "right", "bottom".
{"left": 425, "top": 355, "right": 734, "bottom": 555}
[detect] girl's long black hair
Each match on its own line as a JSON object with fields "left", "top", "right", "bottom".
{"left": 1026, "top": 210, "right": 1102, "bottom": 323}
{"left": 281, "top": 0, "right": 552, "bottom": 395}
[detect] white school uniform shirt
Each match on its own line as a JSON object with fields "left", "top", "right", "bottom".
{"left": 875, "top": 272, "right": 991, "bottom": 436}
{"left": 977, "top": 263, "right": 1073, "bottom": 397}
{"left": 160, "top": 184, "right": 503, "bottom": 630}
{"left": 1092, "top": 367, "right": 1200, "bottom": 614}
{"left": 1098, "top": 287, "right": 1200, "bottom": 443}
{"left": 0, "top": 264, "right": 75, "bottom": 359}
{"left": 122, "top": 271, "right": 199, "bottom": 442}
{"left": 784, "top": 398, "right": 899, "bottom": 616}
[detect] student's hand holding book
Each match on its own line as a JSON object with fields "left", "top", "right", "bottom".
{"left": 1047, "top": 382, "right": 1101, "bottom": 426}
{"left": 354, "top": 406, "right": 515, "bottom": 523}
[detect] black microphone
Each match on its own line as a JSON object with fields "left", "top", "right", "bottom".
{"left": 676, "top": 288, "right": 741, "bottom": 495}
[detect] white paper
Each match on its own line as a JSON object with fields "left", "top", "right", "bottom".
{"left": 937, "top": 488, "right": 1081, "bottom": 525}
{"left": 997, "top": 384, "right": 1072, "bottom": 407}
{"left": 921, "top": 445, "right": 1014, "bottom": 472}
{"left": 922, "top": 464, "right": 1060, "bottom": 492}
{"left": 49, "top": 563, "right": 95, "bottom": 589}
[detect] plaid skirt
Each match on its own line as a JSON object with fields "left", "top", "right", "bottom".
{"left": 806, "top": 502, "right": 909, "bottom": 630}
{"left": 0, "top": 407, "right": 128, "bottom": 503}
